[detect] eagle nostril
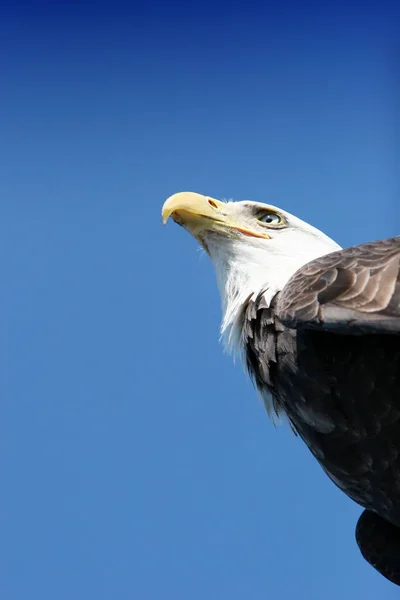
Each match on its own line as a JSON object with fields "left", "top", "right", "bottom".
{"left": 208, "top": 199, "right": 219, "bottom": 210}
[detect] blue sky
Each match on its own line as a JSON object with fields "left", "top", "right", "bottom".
{"left": 1, "top": 2, "right": 399, "bottom": 598}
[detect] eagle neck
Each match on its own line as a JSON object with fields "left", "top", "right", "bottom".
{"left": 213, "top": 249, "right": 282, "bottom": 354}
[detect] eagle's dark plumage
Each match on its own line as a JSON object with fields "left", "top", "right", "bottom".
{"left": 243, "top": 237, "right": 400, "bottom": 584}
{"left": 162, "top": 191, "right": 400, "bottom": 585}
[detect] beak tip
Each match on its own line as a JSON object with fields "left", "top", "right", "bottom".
{"left": 161, "top": 207, "right": 172, "bottom": 225}
{"left": 161, "top": 192, "right": 199, "bottom": 227}
{"left": 161, "top": 191, "right": 215, "bottom": 230}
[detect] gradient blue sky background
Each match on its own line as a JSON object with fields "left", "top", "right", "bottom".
{"left": 1, "top": 2, "right": 399, "bottom": 598}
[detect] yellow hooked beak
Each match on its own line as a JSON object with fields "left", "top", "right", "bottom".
{"left": 161, "top": 191, "right": 270, "bottom": 240}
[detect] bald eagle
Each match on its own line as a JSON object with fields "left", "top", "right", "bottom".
{"left": 162, "top": 191, "right": 400, "bottom": 586}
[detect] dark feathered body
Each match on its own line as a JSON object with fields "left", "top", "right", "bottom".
{"left": 242, "top": 236, "right": 400, "bottom": 583}
{"left": 245, "top": 295, "right": 400, "bottom": 523}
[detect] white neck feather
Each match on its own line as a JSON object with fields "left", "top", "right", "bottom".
{"left": 205, "top": 228, "right": 341, "bottom": 354}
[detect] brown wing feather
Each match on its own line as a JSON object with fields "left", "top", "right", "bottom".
{"left": 277, "top": 237, "right": 400, "bottom": 334}
{"left": 249, "top": 236, "right": 400, "bottom": 586}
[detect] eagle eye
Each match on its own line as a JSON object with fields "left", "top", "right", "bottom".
{"left": 258, "top": 211, "right": 283, "bottom": 226}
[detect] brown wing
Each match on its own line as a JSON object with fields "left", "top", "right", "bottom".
{"left": 277, "top": 237, "right": 400, "bottom": 334}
